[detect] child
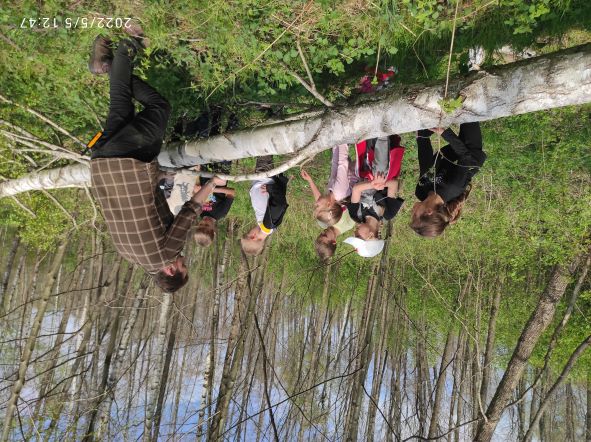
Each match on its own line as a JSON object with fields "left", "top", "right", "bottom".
{"left": 193, "top": 176, "right": 236, "bottom": 247}
{"left": 300, "top": 144, "right": 357, "bottom": 226}
{"left": 241, "top": 156, "right": 289, "bottom": 256}
{"left": 301, "top": 144, "right": 357, "bottom": 261}
{"left": 344, "top": 135, "right": 405, "bottom": 258}
{"left": 411, "top": 122, "right": 486, "bottom": 237}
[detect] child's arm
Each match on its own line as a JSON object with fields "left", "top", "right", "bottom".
{"left": 383, "top": 179, "right": 404, "bottom": 220}
{"left": 214, "top": 187, "right": 236, "bottom": 198}
{"left": 300, "top": 169, "right": 322, "bottom": 201}
{"left": 350, "top": 181, "right": 374, "bottom": 203}
{"left": 385, "top": 179, "right": 399, "bottom": 198}
{"left": 328, "top": 144, "right": 351, "bottom": 201}
{"left": 416, "top": 129, "right": 435, "bottom": 176}
{"left": 434, "top": 125, "right": 486, "bottom": 168}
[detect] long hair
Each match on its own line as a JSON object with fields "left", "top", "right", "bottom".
{"left": 411, "top": 185, "right": 472, "bottom": 237}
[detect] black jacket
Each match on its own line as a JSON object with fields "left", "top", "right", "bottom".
{"left": 415, "top": 123, "right": 486, "bottom": 203}
{"left": 262, "top": 174, "right": 289, "bottom": 229}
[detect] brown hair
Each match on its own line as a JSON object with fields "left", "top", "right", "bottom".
{"left": 411, "top": 185, "right": 472, "bottom": 237}
{"left": 315, "top": 202, "right": 342, "bottom": 226}
{"left": 194, "top": 223, "right": 215, "bottom": 248}
{"left": 240, "top": 236, "right": 267, "bottom": 256}
{"left": 152, "top": 269, "right": 189, "bottom": 293}
{"left": 315, "top": 234, "right": 337, "bottom": 261}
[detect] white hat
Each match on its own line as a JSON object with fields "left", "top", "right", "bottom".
{"left": 343, "top": 237, "right": 385, "bottom": 258}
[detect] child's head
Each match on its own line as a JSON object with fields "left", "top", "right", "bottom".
{"left": 313, "top": 195, "right": 342, "bottom": 226}
{"left": 354, "top": 217, "right": 380, "bottom": 241}
{"left": 410, "top": 186, "right": 471, "bottom": 237}
{"left": 240, "top": 225, "right": 268, "bottom": 256}
{"left": 194, "top": 216, "right": 216, "bottom": 248}
{"left": 314, "top": 227, "right": 337, "bottom": 261}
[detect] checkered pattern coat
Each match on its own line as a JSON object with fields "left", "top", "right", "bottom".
{"left": 91, "top": 158, "right": 201, "bottom": 272}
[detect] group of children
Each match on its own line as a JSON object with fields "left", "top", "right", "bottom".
{"left": 86, "top": 29, "right": 487, "bottom": 294}
{"left": 164, "top": 121, "right": 486, "bottom": 260}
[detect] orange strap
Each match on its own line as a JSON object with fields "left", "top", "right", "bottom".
{"left": 87, "top": 131, "right": 103, "bottom": 149}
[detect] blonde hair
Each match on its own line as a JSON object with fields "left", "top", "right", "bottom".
{"left": 314, "top": 201, "right": 342, "bottom": 226}
{"left": 240, "top": 236, "right": 266, "bottom": 256}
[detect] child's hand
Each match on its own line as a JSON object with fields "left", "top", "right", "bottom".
{"left": 371, "top": 172, "right": 387, "bottom": 190}
{"left": 300, "top": 169, "right": 311, "bottom": 181}
{"left": 260, "top": 185, "right": 268, "bottom": 194}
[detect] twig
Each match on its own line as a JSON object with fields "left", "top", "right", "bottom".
{"left": 0, "top": 130, "right": 88, "bottom": 164}
{"left": 296, "top": 39, "right": 315, "bottom": 88}
{"left": 80, "top": 97, "right": 104, "bottom": 131}
{"left": 40, "top": 189, "right": 78, "bottom": 229}
{"left": 444, "top": 0, "right": 462, "bottom": 99}
{"left": 374, "top": 38, "right": 382, "bottom": 79}
{"left": 458, "top": 0, "right": 497, "bottom": 22}
{"left": 9, "top": 196, "right": 36, "bottom": 218}
{"left": 0, "top": 93, "right": 86, "bottom": 148}
{"left": 0, "top": 32, "right": 19, "bottom": 50}
{"left": 83, "top": 186, "right": 99, "bottom": 231}
{"left": 284, "top": 65, "right": 334, "bottom": 107}
{"left": 411, "top": 30, "right": 429, "bottom": 78}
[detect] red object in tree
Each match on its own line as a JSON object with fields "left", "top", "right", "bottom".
{"left": 358, "top": 67, "right": 396, "bottom": 93}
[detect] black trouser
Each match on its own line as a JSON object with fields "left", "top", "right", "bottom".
{"left": 92, "top": 40, "right": 171, "bottom": 162}
{"left": 417, "top": 122, "right": 482, "bottom": 176}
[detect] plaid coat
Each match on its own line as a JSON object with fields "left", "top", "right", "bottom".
{"left": 91, "top": 158, "right": 201, "bottom": 272}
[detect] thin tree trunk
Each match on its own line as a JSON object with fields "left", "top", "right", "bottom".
{"left": 517, "top": 376, "right": 527, "bottom": 440}
{"left": 0, "top": 234, "right": 20, "bottom": 308}
{"left": 586, "top": 372, "right": 591, "bottom": 442}
{"left": 152, "top": 305, "right": 180, "bottom": 442}
{"left": 143, "top": 291, "right": 173, "bottom": 441}
{"left": 0, "top": 241, "right": 67, "bottom": 442}
{"left": 480, "top": 283, "right": 502, "bottom": 407}
{"left": 209, "top": 251, "right": 266, "bottom": 440}
{"left": 474, "top": 254, "right": 582, "bottom": 442}
{"left": 566, "top": 382, "right": 575, "bottom": 442}
{"left": 525, "top": 332, "right": 591, "bottom": 441}
{"left": 3, "top": 250, "right": 26, "bottom": 312}
{"left": 83, "top": 265, "right": 134, "bottom": 440}
{"left": 428, "top": 323, "right": 456, "bottom": 438}
{"left": 95, "top": 277, "right": 147, "bottom": 437}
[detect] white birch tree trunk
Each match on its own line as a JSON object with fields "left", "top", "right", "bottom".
{"left": 143, "top": 291, "right": 172, "bottom": 441}
{"left": 0, "top": 44, "right": 590, "bottom": 196}
{"left": 159, "top": 43, "right": 591, "bottom": 167}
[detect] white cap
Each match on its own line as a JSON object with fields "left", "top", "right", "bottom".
{"left": 343, "top": 237, "right": 385, "bottom": 258}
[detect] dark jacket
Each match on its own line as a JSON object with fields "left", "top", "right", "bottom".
{"left": 415, "top": 123, "right": 486, "bottom": 203}
{"left": 262, "top": 174, "right": 289, "bottom": 229}
{"left": 347, "top": 192, "right": 404, "bottom": 223}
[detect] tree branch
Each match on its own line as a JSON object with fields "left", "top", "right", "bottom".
{"left": 0, "top": 94, "right": 86, "bottom": 148}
